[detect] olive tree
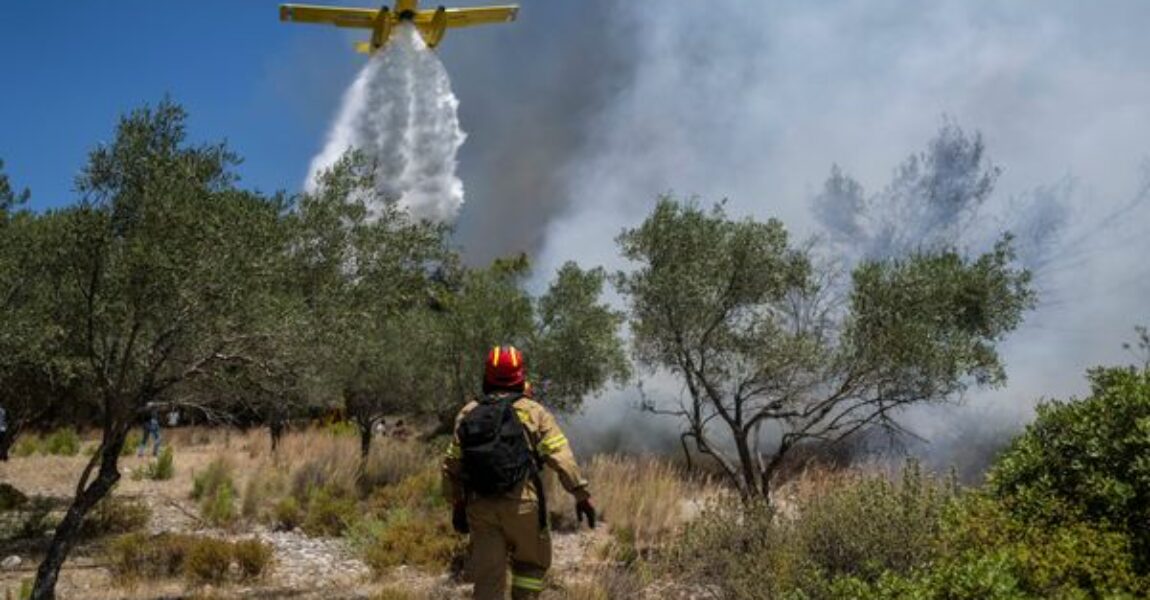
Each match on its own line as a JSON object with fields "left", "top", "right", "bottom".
{"left": 0, "top": 165, "right": 79, "bottom": 460}
{"left": 30, "top": 101, "right": 288, "bottom": 598}
{"left": 425, "top": 255, "right": 629, "bottom": 430}
{"left": 285, "top": 155, "right": 451, "bottom": 458}
{"left": 616, "top": 197, "right": 1034, "bottom": 499}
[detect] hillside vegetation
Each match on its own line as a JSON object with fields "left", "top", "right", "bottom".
{"left": 4, "top": 99, "right": 1133, "bottom": 600}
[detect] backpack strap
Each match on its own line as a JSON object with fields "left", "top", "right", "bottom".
{"left": 492, "top": 393, "right": 549, "bottom": 531}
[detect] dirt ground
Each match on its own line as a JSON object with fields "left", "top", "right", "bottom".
{"left": 0, "top": 430, "right": 619, "bottom": 599}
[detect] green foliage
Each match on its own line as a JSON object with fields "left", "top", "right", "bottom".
{"left": 349, "top": 510, "right": 463, "bottom": 574}
{"left": 201, "top": 484, "right": 238, "bottom": 529}
{"left": 193, "top": 458, "right": 238, "bottom": 527}
{"left": 302, "top": 485, "right": 357, "bottom": 537}
{"left": 669, "top": 462, "right": 960, "bottom": 598}
{"left": 120, "top": 430, "right": 143, "bottom": 456}
{"left": 192, "top": 458, "right": 236, "bottom": 501}
{"left": 141, "top": 445, "right": 175, "bottom": 481}
{"left": 847, "top": 235, "right": 1035, "bottom": 390}
{"left": 12, "top": 429, "right": 82, "bottom": 457}
{"left": 831, "top": 494, "right": 1148, "bottom": 599}
{"left": 273, "top": 496, "right": 303, "bottom": 531}
{"left": 12, "top": 436, "right": 39, "bottom": 458}
{"left": 531, "top": 262, "right": 631, "bottom": 411}
{"left": 615, "top": 196, "right": 1033, "bottom": 496}
{"left": 42, "top": 428, "right": 80, "bottom": 456}
{"left": 989, "top": 366, "right": 1150, "bottom": 560}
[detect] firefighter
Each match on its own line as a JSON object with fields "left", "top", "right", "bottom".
{"left": 443, "top": 345, "right": 596, "bottom": 599}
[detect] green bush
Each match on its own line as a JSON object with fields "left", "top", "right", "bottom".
{"left": 668, "top": 462, "right": 959, "bottom": 598}
{"left": 349, "top": 510, "right": 463, "bottom": 574}
{"left": 120, "top": 430, "right": 143, "bottom": 456}
{"left": 12, "top": 435, "right": 40, "bottom": 457}
{"left": 201, "top": 484, "right": 238, "bottom": 528}
{"left": 273, "top": 496, "right": 303, "bottom": 531}
{"left": 191, "top": 457, "right": 236, "bottom": 501}
{"left": 989, "top": 366, "right": 1150, "bottom": 560}
{"left": 43, "top": 428, "right": 80, "bottom": 456}
{"left": 144, "top": 445, "right": 175, "bottom": 481}
{"left": 301, "top": 486, "right": 357, "bottom": 537}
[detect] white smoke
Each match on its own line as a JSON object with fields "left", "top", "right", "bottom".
{"left": 307, "top": 24, "right": 466, "bottom": 222}
{"left": 544, "top": 1, "right": 1150, "bottom": 469}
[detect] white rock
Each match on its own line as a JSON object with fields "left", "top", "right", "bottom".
{"left": 1, "top": 555, "right": 20, "bottom": 569}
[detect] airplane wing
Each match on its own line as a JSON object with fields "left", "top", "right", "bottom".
{"left": 415, "top": 6, "right": 519, "bottom": 29}
{"left": 279, "top": 4, "right": 378, "bottom": 29}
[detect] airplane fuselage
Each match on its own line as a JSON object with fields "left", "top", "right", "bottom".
{"left": 280, "top": 0, "right": 517, "bottom": 52}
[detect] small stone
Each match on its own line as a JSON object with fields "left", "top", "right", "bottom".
{"left": 2, "top": 555, "right": 22, "bottom": 569}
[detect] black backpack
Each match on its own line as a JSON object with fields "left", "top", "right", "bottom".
{"left": 458, "top": 394, "right": 535, "bottom": 496}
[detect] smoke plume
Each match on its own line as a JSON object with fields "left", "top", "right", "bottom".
{"left": 307, "top": 24, "right": 466, "bottom": 222}
{"left": 523, "top": 1, "right": 1150, "bottom": 471}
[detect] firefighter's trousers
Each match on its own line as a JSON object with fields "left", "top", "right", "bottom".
{"left": 467, "top": 496, "right": 550, "bottom": 599}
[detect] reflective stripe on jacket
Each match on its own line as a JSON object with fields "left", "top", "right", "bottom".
{"left": 443, "top": 394, "right": 590, "bottom": 504}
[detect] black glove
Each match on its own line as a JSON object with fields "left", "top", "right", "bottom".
{"left": 452, "top": 502, "right": 469, "bottom": 535}
{"left": 576, "top": 498, "right": 596, "bottom": 529}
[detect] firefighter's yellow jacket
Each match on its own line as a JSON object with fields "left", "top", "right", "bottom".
{"left": 442, "top": 394, "right": 590, "bottom": 504}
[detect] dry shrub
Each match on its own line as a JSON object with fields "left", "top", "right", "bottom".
{"left": 273, "top": 496, "right": 304, "bottom": 531}
{"left": 184, "top": 536, "right": 234, "bottom": 583}
{"left": 81, "top": 495, "right": 151, "bottom": 538}
{"left": 233, "top": 538, "right": 274, "bottom": 580}
{"left": 108, "top": 532, "right": 272, "bottom": 585}
{"left": 280, "top": 432, "right": 360, "bottom": 501}
{"left": 242, "top": 463, "right": 288, "bottom": 521}
{"left": 354, "top": 464, "right": 461, "bottom": 575}
{"left": 301, "top": 485, "right": 357, "bottom": 537}
{"left": 368, "top": 468, "right": 445, "bottom": 513}
{"left": 351, "top": 509, "right": 464, "bottom": 574}
{"left": 549, "top": 455, "right": 700, "bottom": 557}
{"left": 668, "top": 461, "right": 959, "bottom": 599}
{"left": 191, "top": 456, "right": 236, "bottom": 501}
{"left": 192, "top": 456, "right": 239, "bottom": 527}
{"left": 361, "top": 436, "right": 435, "bottom": 490}
{"left": 543, "top": 568, "right": 646, "bottom": 599}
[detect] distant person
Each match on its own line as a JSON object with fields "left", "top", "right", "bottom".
{"left": 137, "top": 410, "right": 162, "bottom": 458}
{"left": 391, "top": 419, "right": 409, "bottom": 441}
{"left": 0, "top": 404, "right": 8, "bottom": 461}
{"left": 443, "top": 345, "right": 596, "bottom": 600}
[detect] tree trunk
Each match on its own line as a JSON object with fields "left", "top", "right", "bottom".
{"left": 358, "top": 421, "right": 372, "bottom": 459}
{"left": 734, "top": 432, "right": 760, "bottom": 499}
{"left": 269, "top": 420, "right": 284, "bottom": 453}
{"left": 31, "top": 434, "right": 125, "bottom": 599}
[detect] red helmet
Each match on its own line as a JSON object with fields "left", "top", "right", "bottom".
{"left": 484, "top": 345, "right": 526, "bottom": 392}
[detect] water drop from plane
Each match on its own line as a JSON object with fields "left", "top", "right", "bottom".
{"left": 306, "top": 23, "right": 467, "bottom": 223}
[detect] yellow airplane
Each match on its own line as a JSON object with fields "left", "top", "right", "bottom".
{"left": 279, "top": 0, "right": 519, "bottom": 53}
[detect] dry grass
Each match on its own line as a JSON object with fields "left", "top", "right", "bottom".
{"left": 547, "top": 454, "right": 706, "bottom": 559}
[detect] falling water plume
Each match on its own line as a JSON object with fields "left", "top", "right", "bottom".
{"left": 307, "top": 24, "right": 466, "bottom": 223}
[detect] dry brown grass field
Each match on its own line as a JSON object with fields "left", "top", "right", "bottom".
{"left": 0, "top": 426, "right": 724, "bottom": 599}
